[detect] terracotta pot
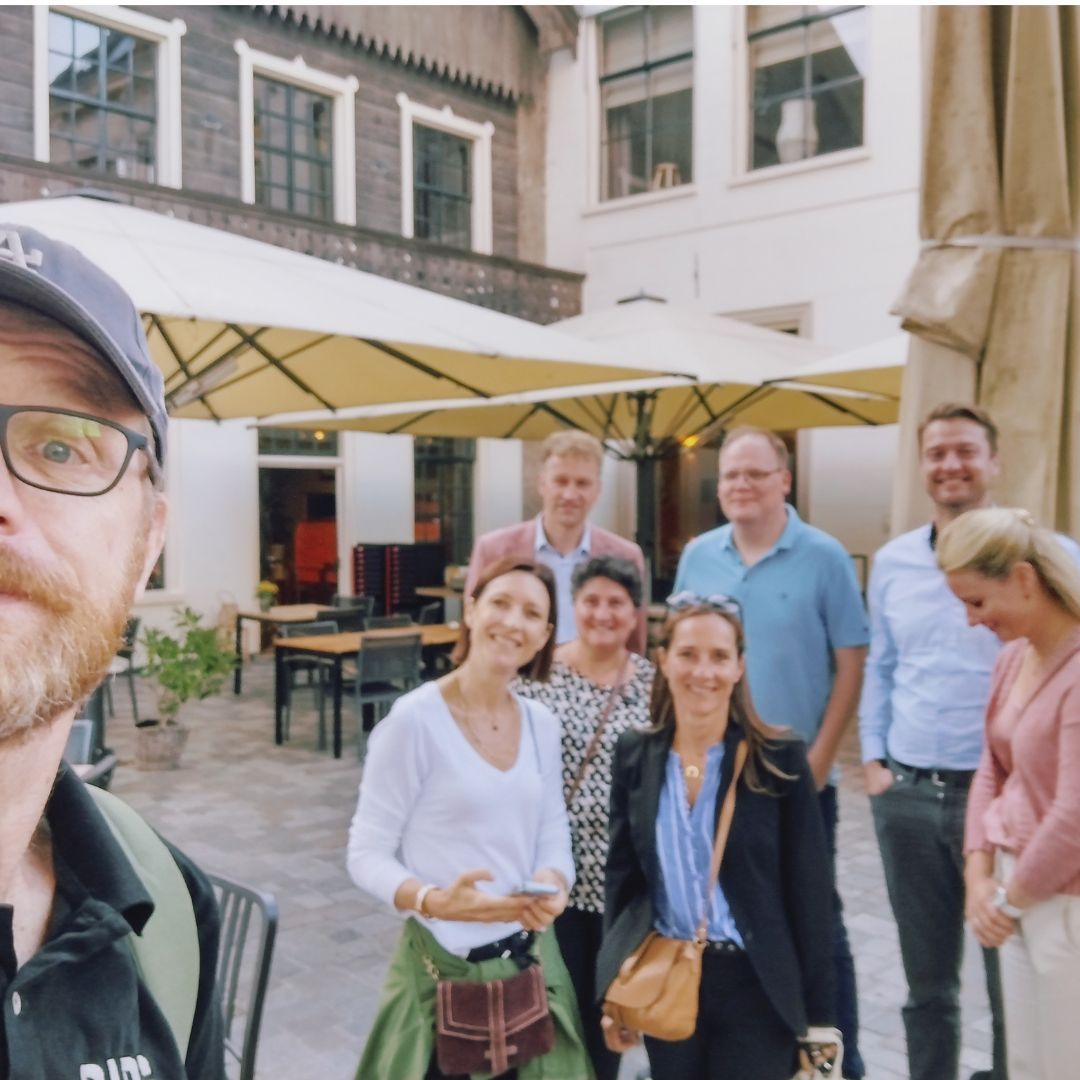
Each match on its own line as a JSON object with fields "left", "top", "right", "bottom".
{"left": 134, "top": 720, "right": 189, "bottom": 771}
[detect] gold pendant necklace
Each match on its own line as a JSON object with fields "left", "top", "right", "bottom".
{"left": 684, "top": 764, "right": 701, "bottom": 781}
{"left": 455, "top": 679, "right": 504, "bottom": 747}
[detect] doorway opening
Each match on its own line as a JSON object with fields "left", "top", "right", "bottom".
{"left": 258, "top": 467, "right": 339, "bottom": 605}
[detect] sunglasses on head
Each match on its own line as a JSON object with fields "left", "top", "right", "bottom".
{"left": 665, "top": 591, "right": 743, "bottom": 619}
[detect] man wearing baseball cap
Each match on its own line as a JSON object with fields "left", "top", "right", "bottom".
{"left": 0, "top": 224, "right": 224, "bottom": 1076}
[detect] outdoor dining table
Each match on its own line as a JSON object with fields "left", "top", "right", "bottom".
{"left": 272, "top": 623, "right": 461, "bottom": 758}
{"left": 233, "top": 604, "right": 336, "bottom": 695}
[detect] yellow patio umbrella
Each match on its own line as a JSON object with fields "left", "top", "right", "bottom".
{"left": 256, "top": 308, "right": 902, "bottom": 566}
{"left": 0, "top": 195, "right": 681, "bottom": 418}
{"left": 891, "top": 6, "right": 1079, "bottom": 533}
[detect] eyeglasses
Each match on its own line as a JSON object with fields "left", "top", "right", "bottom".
{"left": 0, "top": 404, "right": 160, "bottom": 496}
{"left": 719, "top": 467, "right": 783, "bottom": 486}
{"left": 666, "top": 591, "right": 743, "bottom": 619}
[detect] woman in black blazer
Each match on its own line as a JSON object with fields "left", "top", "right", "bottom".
{"left": 597, "top": 596, "right": 836, "bottom": 1079}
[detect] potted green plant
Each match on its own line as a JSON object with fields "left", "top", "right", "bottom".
{"left": 136, "top": 606, "right": 236, "bottom": 770}
{"left": 255, "top": 580, "right": 279, "bottom": 612}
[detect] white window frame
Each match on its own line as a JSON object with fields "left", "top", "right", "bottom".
{"left": 33, "top": 5, "right": 186, "bottom": 188}
{"left": 731, "top": 5, "right": 871, "bottom": 185}
{"left": 397, "top": 92, "right": 493, "bottom": 255}
{"left": 581, "top": 13, "right": 698, "bottom": 214}
{"left": 234, "top": 40, "right": 358, "bottom": 226}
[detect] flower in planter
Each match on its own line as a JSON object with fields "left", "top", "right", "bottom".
{"left": 255, "top": 580, "right": 279, "bottom": 610}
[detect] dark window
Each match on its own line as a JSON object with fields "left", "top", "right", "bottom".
{"left": 48, "top": 11, "right": 157, "bottom": 182}
{"left": 257, "top": 427, "right": 339, "bottom": 457}
{"left": 748, "top": 6, "right": 866, "bottom": 171}
{"left": 414, "top": 438, "right": 474, "bottom": 565}
{"left": 413, "top": 125, "right": 473, "bottom": 250}
{"left": 253, "top": 76, "right": 334, "bottom": 221}
{"left": 599, "top": 6, "right": 693, "bottom": 201}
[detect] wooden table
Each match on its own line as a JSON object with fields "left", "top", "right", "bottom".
{"left": 234, "top": 604, "right": 335, "bottom": 695}
{"left": 272, "top": 623, "right": 460, "bottom": 758}
{"left": 415, "top": 585, "right": 465, "bottom": 621}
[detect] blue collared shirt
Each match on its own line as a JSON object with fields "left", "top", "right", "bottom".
{"left": 534, "top": 516, "right": 591, "bottom": 645}
{"left": 654, "top": 744, "right": 743, "bottom": 944}
{"left": 673, "top": 507, "right": 868, "bottom": 753}
{"left": 859, "top": 524, "right": 1080, "bottom": 769}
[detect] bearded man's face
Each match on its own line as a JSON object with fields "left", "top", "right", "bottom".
{"left": 0, "top": 310, "right": 165, "bottom": 741}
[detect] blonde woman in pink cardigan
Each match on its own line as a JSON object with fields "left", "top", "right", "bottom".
{"left": 938, "top": 507, "right": 1080, "bottom": 1080}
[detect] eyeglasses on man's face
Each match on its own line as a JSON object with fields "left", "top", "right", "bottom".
{"left": 719, "top": 467, "right": 784, "bottom": 487}
{"left": 0, "top": 404, "right": 160, "bottom": 496}
{"left": 666, "top": 591, "right": 743, "bottom": 619}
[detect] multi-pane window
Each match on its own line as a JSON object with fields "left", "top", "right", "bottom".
{"left": 253, "top": 76, "right": 334, "bottom": 221}
{"left": 47, "top": 10, "right": 157, "bottom": 181}
{"left": 257, "top": 427, "right": 340, "bottom": 458}
{"left": 414, "top": 438, "right": 475, "bottom": 565}
{"left": 413, "top": 125, "right": 472, "bottom": 250}
{"left": 599, "top": 6, "right": 693, "bottom": 201}
{"left": 748, "top": 5, "right": 867, "bottom": 171}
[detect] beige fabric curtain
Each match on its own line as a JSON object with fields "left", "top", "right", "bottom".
{"left": 891, "top": 6, "right": 1079, "bottom": 535}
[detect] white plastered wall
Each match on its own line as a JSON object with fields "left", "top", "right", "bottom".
{"left": 133, "top": 417, "right": 258, "bottom": 642}
{"left": 544, "top": 4, "right": 925, "bottom": 557}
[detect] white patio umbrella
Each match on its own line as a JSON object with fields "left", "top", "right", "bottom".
{"left": 0, "top": 195, "right": 682, "bottom": 419}
{"left": 258, "top": 295, "right": 838, "bottom": 449}
{"left": 257, "top": 297, "right": 898, "bottom": 564}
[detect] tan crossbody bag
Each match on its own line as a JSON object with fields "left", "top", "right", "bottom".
{"left": 603, "top": 740, "right": 748, "bottom": 1041}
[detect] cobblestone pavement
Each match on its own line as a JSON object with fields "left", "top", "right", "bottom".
{"left": 106, "top": 661, "right": 993, "bottom": 1080}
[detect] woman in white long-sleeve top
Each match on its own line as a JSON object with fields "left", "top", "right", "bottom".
{"left": 346, "top": 556, "right": 592, "bottom": 1080}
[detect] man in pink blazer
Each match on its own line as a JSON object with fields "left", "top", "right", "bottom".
{"left": 465, "top": 431, "right": 647, "bottom": 654}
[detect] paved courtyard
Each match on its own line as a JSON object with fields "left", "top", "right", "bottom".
{"left": 106, "top": 660, "right": 994, "bottom": 1080}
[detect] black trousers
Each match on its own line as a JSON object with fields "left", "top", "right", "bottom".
{"left": 644, "top": 949, "right": 796, "bottom": 1080}
{"left": 554, "top": 905, "right": 621, "bottom": 1080}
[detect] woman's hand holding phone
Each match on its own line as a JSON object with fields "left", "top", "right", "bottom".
{"left": 516, "top": 868, "right": 568, "bottom": 931}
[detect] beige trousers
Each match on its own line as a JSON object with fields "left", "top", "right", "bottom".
{"left": 999, "top": 853, "right": 1080, "bottom": 1080}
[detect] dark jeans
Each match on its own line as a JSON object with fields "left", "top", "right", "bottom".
{"left": 644, "top": 949, "right": 795, "bottom": 1079}
{"left": 818, "top": 785, "right": 865, "bottom": 1079}
{"left": 871, "top": 762, "right": 1007, "bottom": 1080}
{"left": 554, "top": 906, "right": 620, "bottom": 1080}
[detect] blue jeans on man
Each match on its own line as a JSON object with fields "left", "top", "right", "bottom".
{"left": 818, "top": 785, "right": 864, "bottom": 1079}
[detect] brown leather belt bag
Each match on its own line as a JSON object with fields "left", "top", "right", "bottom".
{"left": 435, "top": 961, "right": 555, "bottom": 1076}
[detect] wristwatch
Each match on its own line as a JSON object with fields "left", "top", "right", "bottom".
{"left": 992, "top": 885, "right": 1023, "bottom": 920}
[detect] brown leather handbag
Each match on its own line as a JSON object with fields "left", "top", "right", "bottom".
{"left": 603, "top": 741, "right": 747, "bottom": 1041}
{"left": 434, "top": 962, "right": 555, "bottom": 1075}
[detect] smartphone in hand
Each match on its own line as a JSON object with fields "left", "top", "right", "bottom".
{"left": 513, "top": 881, "right": 560, "bottom": 897}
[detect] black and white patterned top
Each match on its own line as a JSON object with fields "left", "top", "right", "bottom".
{"left": 516, "top": 656, "right": 655, "bottom": 913}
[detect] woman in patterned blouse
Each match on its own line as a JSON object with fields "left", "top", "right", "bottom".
{"left": 517, "top": 554, "right": 655, "bottom": 1080}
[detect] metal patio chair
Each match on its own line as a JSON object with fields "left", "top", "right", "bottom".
{"left": 207, "top": 871, "right": 278, "bottom": 1080}
{"left": 364, "top": 613, "right": 413, "bottom": 630}
{"left": 331, "top": 594, "right": 375, "bottom": 617}
{"left": 352, "top": 632, "right": 422, "bottom": 759}
{"left": 104, "top": 616, "right": 141, "bottom": 722}
{"left": 278, "top": 620, "right": 338, "bottom": 749}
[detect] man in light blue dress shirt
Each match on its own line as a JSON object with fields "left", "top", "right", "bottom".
{"left": 860, "top": 403, "right": 1080, "bottom": 1080}
{"left": 674, "top": 426, "right": 868, "bottom": 1079}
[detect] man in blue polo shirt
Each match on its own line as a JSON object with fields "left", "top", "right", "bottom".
{"left": 674, "top": 426, "right": 868, "bottom": 1079}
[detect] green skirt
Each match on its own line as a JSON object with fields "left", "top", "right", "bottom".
{"left": 356, "top": 918, "right": 595, "bottom": 1080}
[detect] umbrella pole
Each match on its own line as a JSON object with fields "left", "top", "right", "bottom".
{"left": 628, "top": 391, "right": 660, "bottom": 597}
{"left": 635, "top": 453, "right": 657, "bottom": 595}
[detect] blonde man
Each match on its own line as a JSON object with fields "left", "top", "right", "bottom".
{"left": 465, "top": 431, "right": 647, "bottom": 652}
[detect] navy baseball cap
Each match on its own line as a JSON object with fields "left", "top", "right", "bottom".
{"left": 0, "top": 222, "right": 167, "bottom": 464}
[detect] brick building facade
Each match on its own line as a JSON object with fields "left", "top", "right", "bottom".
{"left": 0, "top": 4, "right": 582, "bottom": 322}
